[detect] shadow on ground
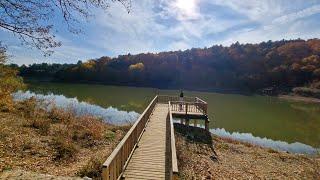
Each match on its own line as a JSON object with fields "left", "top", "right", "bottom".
{"left": 174, "top": 123, "right": 212, "bottom": 145}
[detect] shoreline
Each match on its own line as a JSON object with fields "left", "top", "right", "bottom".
{"left": 209, "top": 127, "right": 319, "bottom": 155}
{"left": 24, "top": 78, "right": 320, "bottom": 103}
{"left": 278, "top": 94, "right": 320, "bottom": 104}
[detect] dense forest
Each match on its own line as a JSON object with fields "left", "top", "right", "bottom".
{"left": 17, "top": 39, "right": 320, "bottom": 95}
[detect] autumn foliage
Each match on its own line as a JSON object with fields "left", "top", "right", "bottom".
{"left": 19, "top": 39, "right": 320, "bottom": 93}
{"left": 0, "top": 46, "right": 24, "bottom": 111}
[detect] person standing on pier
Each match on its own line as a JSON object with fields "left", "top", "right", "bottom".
{"left": 179, "top": 90, "right": 184, "bottom": 111}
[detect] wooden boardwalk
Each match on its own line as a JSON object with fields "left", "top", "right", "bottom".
{"left": 123, "top": 104, "right": 169, "bottom": 179}
{"left": 102, "top": 96, "right": 209, "bottom": 180}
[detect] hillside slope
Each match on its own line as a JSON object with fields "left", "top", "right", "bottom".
{"left": 175, "top": 124, "right": 320, "bottom": 179}
{"left": 0, "top": 99, "right": 129, "bottom": 179}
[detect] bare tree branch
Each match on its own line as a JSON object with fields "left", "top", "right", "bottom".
{"left": 0, "top": 0, "right": 131, "bottom": 55}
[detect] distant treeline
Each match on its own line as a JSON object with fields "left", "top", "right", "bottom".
{"left": 16, "top": 39, "right": 320, "bottom": 94}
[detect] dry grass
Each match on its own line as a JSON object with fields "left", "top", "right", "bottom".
{"left": 175, "top": 124, "right": 320, "bottom": 179}
{"left": 0, "top": 98, "right": 130, "bottom": 179}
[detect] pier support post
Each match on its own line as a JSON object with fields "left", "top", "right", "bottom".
{"left": 194, "top": 119, "right": 198, "bottom": 127}
{"left": 205, "top": 119, "right": 209, "bottom": 131}
{"left": 180, "top": 118, "right": 183, "bottom": 124}
{"left": 185, "top": 118, "right": 190, "bottom": 126}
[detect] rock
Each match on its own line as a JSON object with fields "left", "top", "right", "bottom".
{"left": 82, "top": 177, "right": 92, "bottom": 180}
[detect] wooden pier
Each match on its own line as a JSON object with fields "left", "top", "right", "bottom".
{"left": 102, "top": 95, "right": 209, "bottom": 180}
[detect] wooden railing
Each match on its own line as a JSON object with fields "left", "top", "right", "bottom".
{"left": 168, "top": 101, "right": 179, "bottom": 179}
{"left": 170, "top": 101, "right": 207, "bottom": 115}
{"left": 158, "top": 95, "right": 207, "bottom": 115}
{"left": 157, "top": 95, "right": 196, "bottom": 104}
{"left": 169, "top": 101, "right": 204, "bottom": 114}
{"left": 102, "top": 96, "right": 158, "bottom": 180}
{"left": 195, "top": 97, "right": 208, "bottom": 114}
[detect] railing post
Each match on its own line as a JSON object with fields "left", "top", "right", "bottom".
{"left": 102, "top": 166, "right": 110, "bottom": 180}
{"left": 205, "top": 119, "right": 209, "bottom": 131}
{"left": 185, "top": 118, "right": 189, "bottom": 126}
{"left": 205, "top": 103, "right": 208, "bottom": 114}
{"left": 185, "top": 103, "right": 188, "bottom": 115}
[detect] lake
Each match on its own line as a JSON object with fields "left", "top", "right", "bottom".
{"left": 25, "top": 82, "right": 320, "bottom": 152}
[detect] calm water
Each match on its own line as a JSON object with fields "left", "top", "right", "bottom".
{"left": 27, "top": 82, "right": 320, "bottom": 149}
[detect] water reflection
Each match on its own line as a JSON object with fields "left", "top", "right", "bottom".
{"left": 173, "top": 118, "right": 318, "bottom": 155}
{"left": 26, "top": 82, "right": 320, "bottom": 148}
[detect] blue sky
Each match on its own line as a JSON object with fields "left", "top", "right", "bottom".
{"left": 2, "top": 0, "right": 320, "bottom": 65}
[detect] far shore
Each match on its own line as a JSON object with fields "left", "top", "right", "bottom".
{"left": 24, "top": 77, "right": 320, "bottom": 104}
{"left": 279, "top": 94, "right": 320, "bottom": 104}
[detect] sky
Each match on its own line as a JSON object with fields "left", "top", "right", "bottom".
{"left": 2, "top": 0, "right": 320, "bottom": 65}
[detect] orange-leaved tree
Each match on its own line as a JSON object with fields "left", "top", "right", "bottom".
{"left": 0, "top": 45, "right": 24, "bottom": 111}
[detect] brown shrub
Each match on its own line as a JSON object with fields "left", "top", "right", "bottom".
{"left": 16, "top": 97, "right": 38, "bottom": 118}
{"left": 71, "top": 116, "right": 106, "bottom": 142}
{"left": 77, "top": 155, "right": 105, "bottom": 178}
{"left": 0, "top": 95, "right": 14, "bottom": 112}
{"left": 47, "top": 105, "right": 74, "bottom": 124}
{"left": 52, "top": 136, "right": 78, "bottom": 160}
{"left": 28, "top": 118, "right": 51, "bottom": 135}
{"left": 293, "top": 87, "right": 320, "bottom": 98}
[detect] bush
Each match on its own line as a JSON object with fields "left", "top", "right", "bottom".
{"left": 292, "top": 87, "right": 320, "bottom": 98}
{"left": 311, "top": 81, "right": 320, "bottom": 89}
{"left": 77, "top": 155, "right": 105, "bottom": 178}
{"left": 16, "top": 98, "right": 37, "bottom": 118}
{"left": 29, "top": 118, "right": 51, "bottom": 135}
{"left": 72, "top": 117, "right": 105, "bottom": 141}
{"left": 0, "top": 46, "right": 24, "bottom": 111}
{"left": 52, "top": 136, "right": 78, "bottom": 160}
{"left": 104, "top": 130, "right": 115, "bottom": 141}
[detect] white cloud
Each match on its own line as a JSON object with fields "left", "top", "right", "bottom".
{"left": 272, "top": 4, "right": 320, "bottom": 24}
{"left": 2, "top": 0, "right": 320, "bottom": 64}
{"left": 216, "top": 15, "right": 320, "bottom": 46}
{"left": 168, "top": 41, "right": 190, "bottom": 51}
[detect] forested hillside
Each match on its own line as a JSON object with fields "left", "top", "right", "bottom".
{"left": 18, "top": 39, "right": 320, "bottom": 94}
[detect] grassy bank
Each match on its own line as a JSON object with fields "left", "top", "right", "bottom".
{"left": 0, "top": 98, "right": 129, "bottom": 179}
{"left": 174, "top": 124, "right": 320, "bottom": 179}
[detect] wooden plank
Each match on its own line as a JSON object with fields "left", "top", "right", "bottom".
{"left": 124, "top": 174, "right": 165, "bottom": 180}
{"left": 131, "top": 153, "right": 165, "bottom": 158}
{"left": 126, "top": 162, "right": 165, "bottom": 166}
{"left": 126, "top": 168, "right": 166, "bottom": 173}
{"left": 126, "top": 163, "right": 165, "bottom": 168}
{"left": 126, "top": 163, "right": 166, "bottom": 168}
{"left": 133, "top": 151, "right": 166, "bottom": 155}
{"left": 125, "top": 170, "right": 166, "bottom": 176}
{"left": 125, "top": 172, "right": 166, "bottom": 178}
